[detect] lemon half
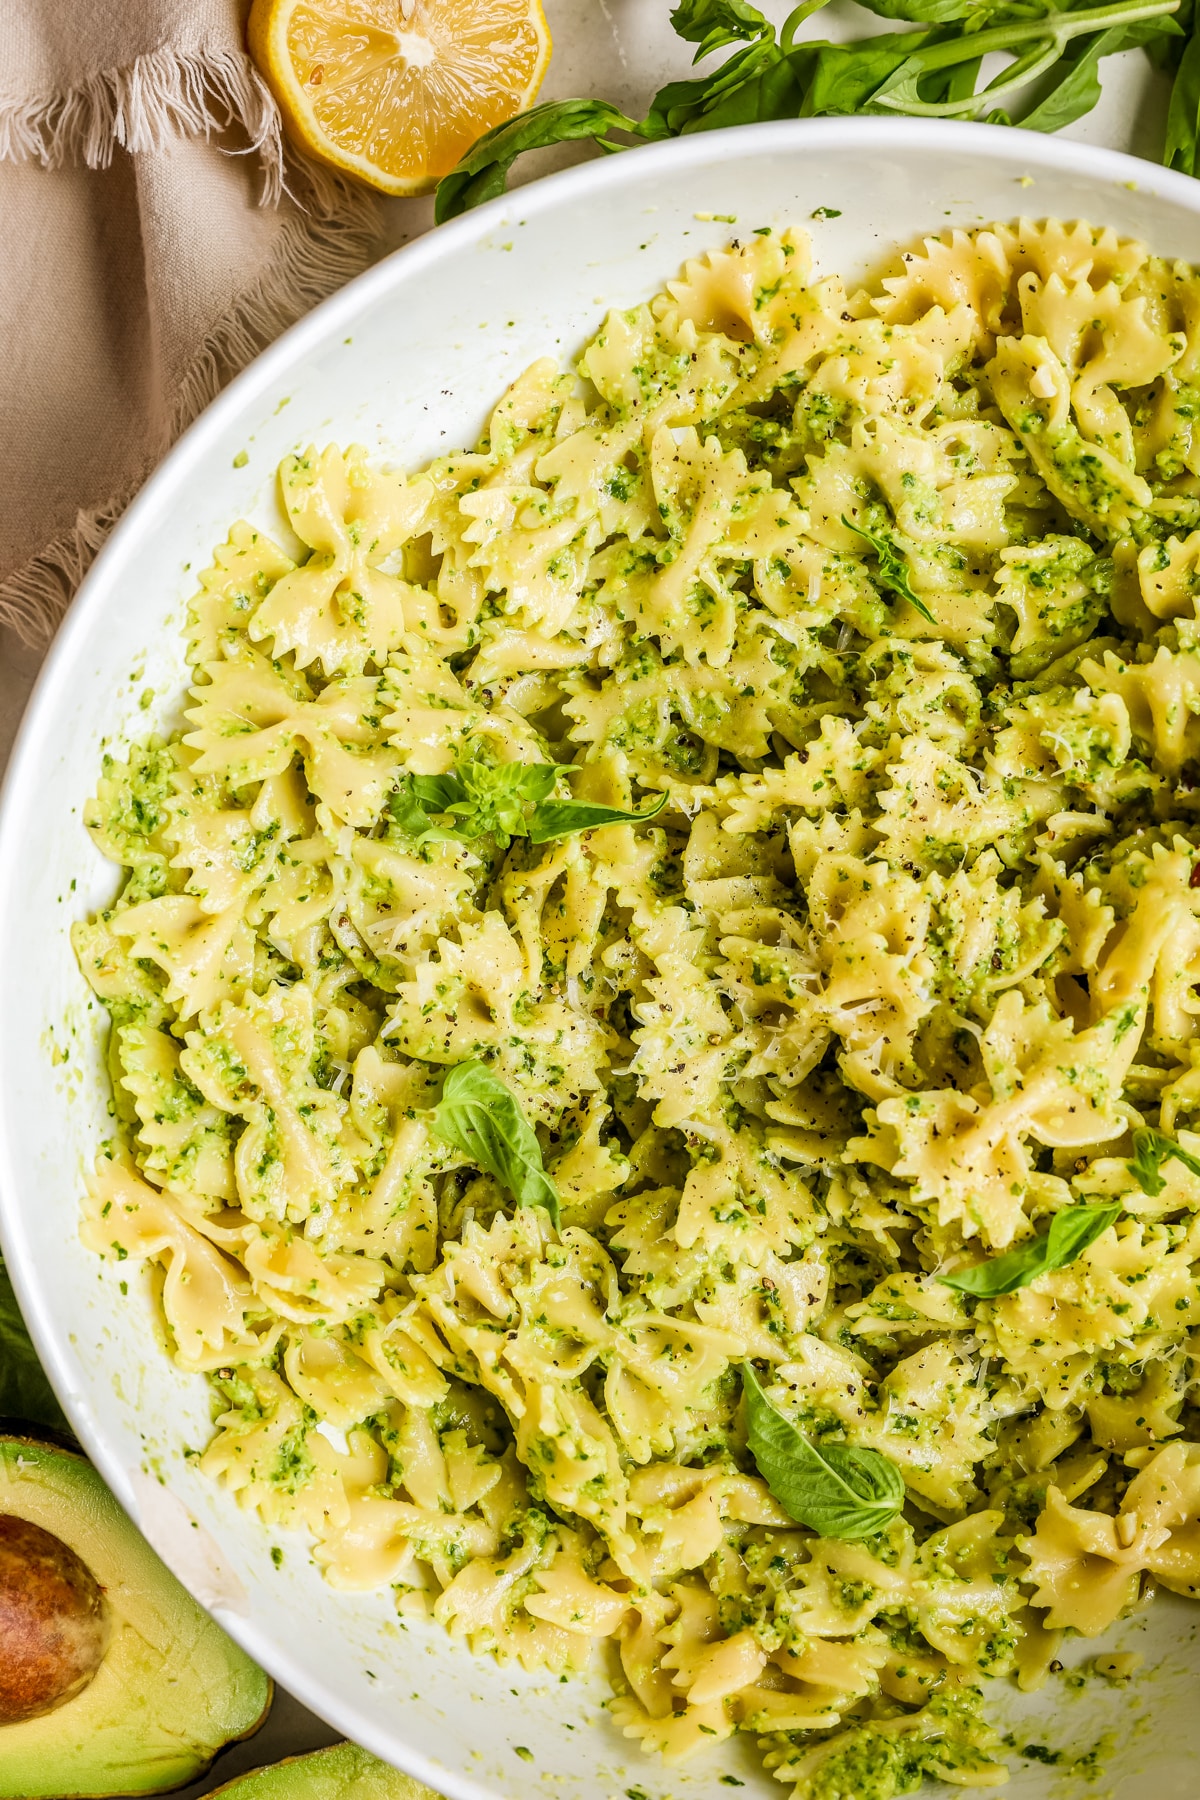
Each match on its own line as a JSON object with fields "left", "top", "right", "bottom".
{"left": 249, "top": 0, "right": 552, "bottom": 197}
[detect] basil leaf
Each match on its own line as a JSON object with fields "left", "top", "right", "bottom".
{"left": 1014, "top": 18, "right": 1176, "bottom": 134}
{"left": 397, "top": 750, "right": 666, "bottom": 849}
{"left": 1167, "top": 22, "right": 1200, "bottom": 175}
{"left": 938, "top": 1202, "right": 1121, "bottom": 1298}
{"left": 387, "top": 780, "right": 438, "bottom": 838}
{"left": 430, "top": 1061, "right": 561, "bottom": 1228}
{"left": 642, "top": 41, "right": 803, "bottom": 138}
{"left": 841, "top": 514, "right": 936, "bottom": 623}
{"left": 0, "top": 1256, "right": 68, "bottom": 1432}
{"left": 528, "top": 792, "right": 668, "bottom": 843}
{"left": 850, "top": 0, "right": 983, "bottom": 22}
{"left": 435, "top": 0, "right": 1182, "bottom": 218}
{"left": 412, "top": 772, "right": 467, "bottom": 811}
{"left": 1126, "top": 1127, "right": 1200, "bottom": 1197}
{"left": 742, "top": 1362, "right": 905, "bottom": 1540}
{"left": 671, "top": 0, "right": 774, "bottom": 58}
{"left": 445, "top": 756, "right": 559, "bottom": 844}
{"left": 434, "top": 99, "right": 637, "bottom": 223}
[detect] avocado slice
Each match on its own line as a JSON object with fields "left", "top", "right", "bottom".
{"left": 0, "top": 1434, "right": 271, "bottom": 1797}
{"left": 210, "top": 1744, "right": 432, "bottom": 1799}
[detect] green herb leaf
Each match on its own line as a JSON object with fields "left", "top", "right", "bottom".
{"left": 641, "top": 40, "right": 806, "bottom": 138}
{"left": 411, "top": 772, "right": 468, "bottom": 812}
{"left": 850, "top": 0, "right": 984, "bottom": 23}
{"left": 841, "top": 514, "right": 936, "bottom": 622}
{"left": 868, "top": 0, "right": 1179, "bottom": 119}
{"left": 1126, "top": 1126, "right": 1200, "bottom": 1196}
{"left": 742, "top": 1362, "right": 905, "bottom": 1540}
{"left": 938, "top": 1202, "right": 1121, "bottom": 1297}
{"left": 1166, "top": 14, "right": 1200, "bottom": 173}
{"left": 434, "top": 99, "right": 637, "bottom": 223}
{"left": 430, "top": 1061, "right": 561, "bottom": 1227}
{"left": 435, "top": 0, "right": 1181, "bottom": 217}
{"left": 387, "top": 781, "right": 438, "bottom": 838}
{"left": 528, "top": 792, "right": 668, "bottom": 843}
{"left": 671, "top": 0, "right": 774, "bottom": 58}
{"left": 392, "top": 750, "right": 666, "bottom": 848}
{"left": 0, "top": 1256, "right": 68, "bottom": 1432}
{"left": 1018, "top": 16, "right": 1176, "bottom": 134}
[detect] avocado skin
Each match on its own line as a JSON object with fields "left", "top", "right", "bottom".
{"left": 0, "top": 1435, "right": 271, "bottom": 1797}
{"left": 209, "top": 1744, "right": 437, "bottom": 1799}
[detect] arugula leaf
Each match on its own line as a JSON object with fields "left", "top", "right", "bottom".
{"left": 938, "top": 1202, "right": 1121, "bottom": 1298}
{"left": 841, "top": 514, "right": 936, "bottom": 623}
{"left": 429, "top": 1061, "right": 561, "bottom": 1227}
{"left": 434, "top": 99, "right": 638, "bottom": 223}
{"left": 742, "top": 1362, "right": 905, "bottom": 1540}
{"left": 671, "top": 0, "right": 774, "bottom": 58}
{"left": 1126, "top": 1126, "right": 1200, "bottom": 1196}
{"left": 0, "top": 1256, "right": 68, "bottom": 1432}
{"left": 528, "top": 792, "right": 668, "bottom": 843}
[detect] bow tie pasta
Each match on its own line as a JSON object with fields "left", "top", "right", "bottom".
{"left": 75, "top": 216, "right": 1200, "bottom": 1799}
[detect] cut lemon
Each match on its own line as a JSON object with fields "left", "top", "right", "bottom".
{"left": 248, "top": 0, "right": 552, "bottom": 197}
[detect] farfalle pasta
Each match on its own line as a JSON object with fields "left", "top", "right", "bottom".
{"left": 75, "top": 217, "right": 1200, "bottom": 1799}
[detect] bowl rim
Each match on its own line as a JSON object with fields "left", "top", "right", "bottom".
{"left": 5, "top": 112, "right": 1200, "bottom": 1793}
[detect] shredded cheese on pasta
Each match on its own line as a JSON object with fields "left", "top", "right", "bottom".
{"left": 76, "top": 217, "right": 1200, "bottom": 1799}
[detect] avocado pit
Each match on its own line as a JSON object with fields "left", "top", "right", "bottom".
{"left": 0, "top": 1513, "right": 109, "bottom": 1723}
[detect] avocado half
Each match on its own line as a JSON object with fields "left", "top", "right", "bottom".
{"left": 210, "top": 1744, "right": 434, "bottom": 1798}
{"left": 0, "top": 1433, "right": 271, "bottom": 1798}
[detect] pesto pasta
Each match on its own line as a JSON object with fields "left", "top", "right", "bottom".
{"left": 75, "top": 216, "right": 1200, "bottom": 1799}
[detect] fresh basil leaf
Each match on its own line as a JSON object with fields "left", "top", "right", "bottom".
{"left": 1015, "top": 17, "right": 1176, "bottom": 133}
{"left": 435, "top": 98, "right": 638, "bottom": 223}
{"left": 430, "top": 1061, "right": 561, "bottom": 1228}
{"left": 1126, "top": 1126, "right": 1200, "bottom": 1196}
{"left": 841, "top": 514, "right": 936, "bottom": 623}
{"left": 412, "top": 772, "right": 467, "bottom": 811}
{"left": 387, "top": 780, "right": 438, "bottom": 838}
{"left": 0, "top": 1256, "right": 68, "bottom": 1432}
{"left": 528, "top": 792, "right": 668, "bottom": 843}
{"left": 851, "top": 0, "right": 986, "bottom": 21}
{"left": 938, "top": 1202, "right": 1121, "bottom": 1297}
{"left": 1166, "top": 17, "right": 1200, "bottom": 173}
{"left": 671, "top": 0, "right": 774, "bottom": 58}
{"left": 399, "top": 750, "right": 666, "bottom": 848}
{"left": 869, "top": 0, "right": 1178, "bottom": 119}
{"left": 444, "top": 755, "right": 559, "bottom": 844}
{"left": 642, "top": 37, "right": 789, "bottom": 137}
{"left": 742, "top": 1362, "right": 905, "bottom": 1540}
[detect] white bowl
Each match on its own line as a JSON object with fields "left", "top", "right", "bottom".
{"left": 6, "top": 118, "right": 1200, "bottom": 1800}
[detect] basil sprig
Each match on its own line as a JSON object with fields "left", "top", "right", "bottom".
{"left": 434, "top": 0, "right": 1180, "bottom": 224}
{"left": 1126, "top": 1127, "right": 1200, "bottom": 1197}
{"left": 742, "top": 1361, "right": 905, "bottom": 1540}
{"left": 841, "top": 515, "right": 936, "bottom": 624}
{"left": 389, "top": 750, "right": 665, "bottom": 848}
{"left": 429, "top": 1061, "right": 561, "bottom": 1228}
{"left": 937, "top": 1201, "right": 1121, "bottom": 1298}
{"left": 0, "top": 1255, "right": 68, "bottom": 1432}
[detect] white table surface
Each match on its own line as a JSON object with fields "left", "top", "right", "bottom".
{"left": 0, "top": 0, "right": 1170, "bottom": 1788}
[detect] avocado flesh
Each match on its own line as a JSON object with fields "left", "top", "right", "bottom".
{"left": 0, "top": 1435, "right": 271, "bottom": 1798}
{"left": 210, "top": 1744, "right": 433, "bottom": 1799}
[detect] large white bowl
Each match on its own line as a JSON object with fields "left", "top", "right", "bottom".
{"left": 7, "top": 118, "right": 1200, "bottom": 1800}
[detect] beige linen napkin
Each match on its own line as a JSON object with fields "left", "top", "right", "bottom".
{"left": 1, "top": 0, "right": 384, "bottom": 643}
